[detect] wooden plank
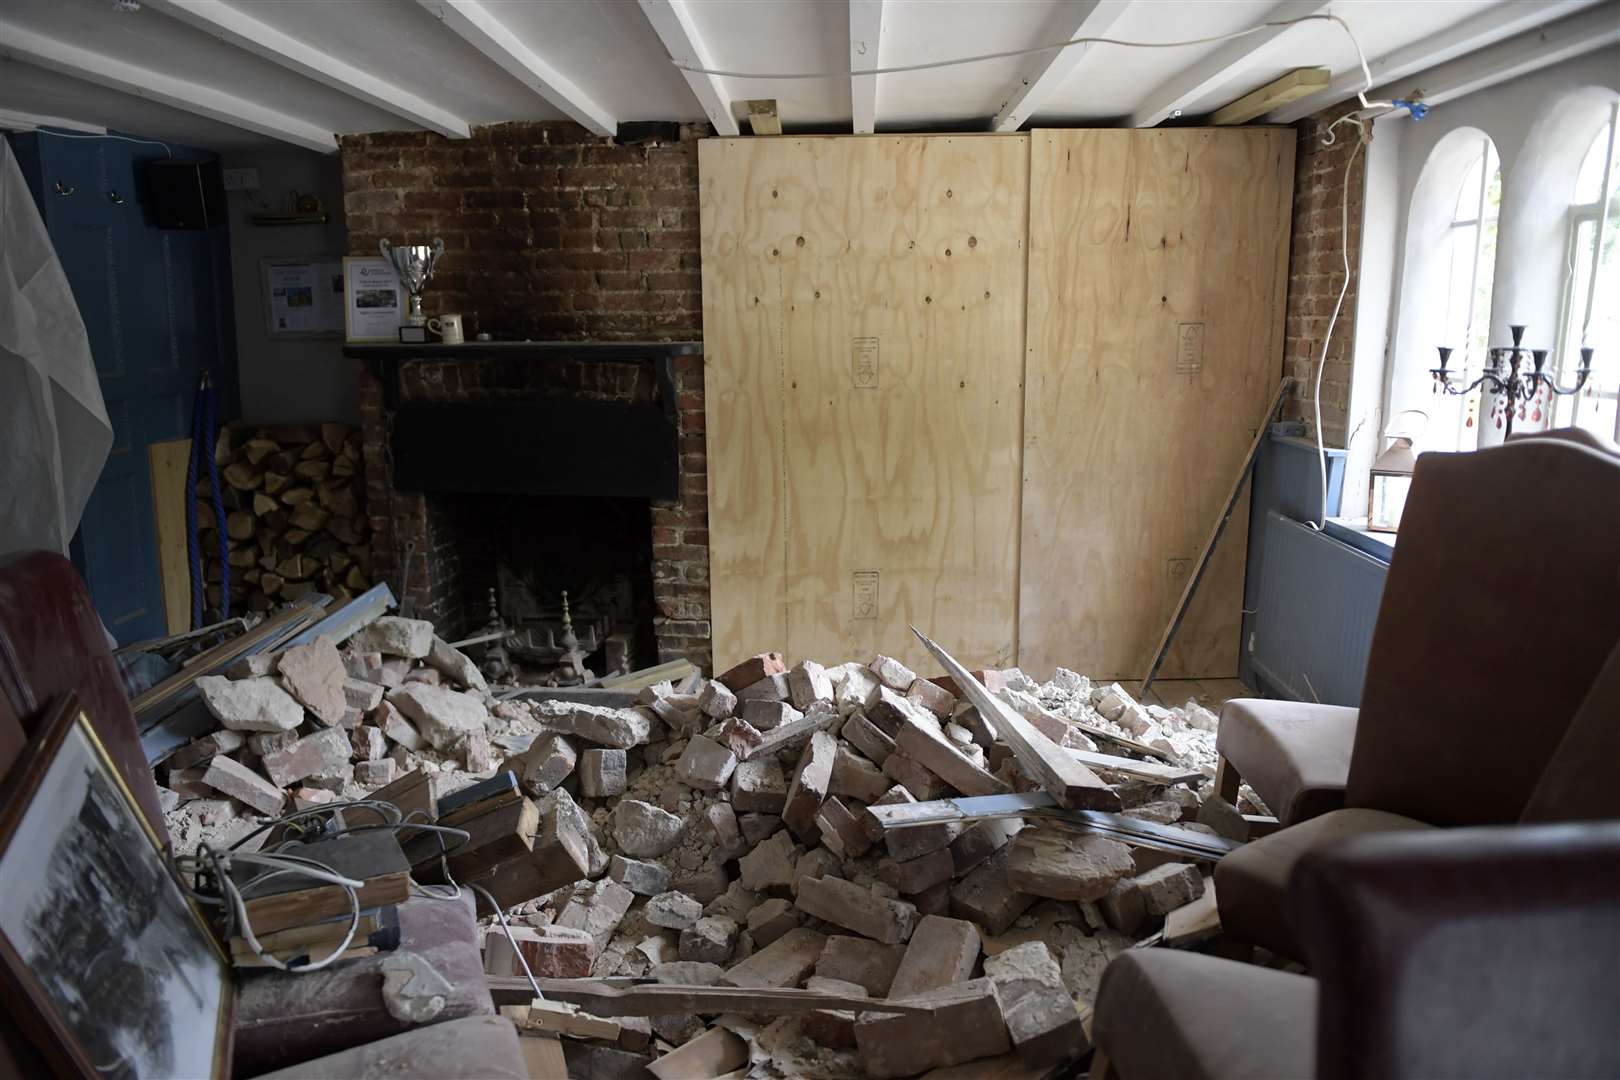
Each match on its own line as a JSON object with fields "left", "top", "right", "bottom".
{"left": 148, "top": 438, "right": 193, "bottom": 635}
{"left": 370, "top": 768, "right": 438, "bottom": 825}
{"left": 1019, "top": 129, "right": 1294, "bottom": 680}
{"left": 131, "top": 594, "right": 324, "bottom": 721}
{"left": 1067, "top": 747, "right": 1203, "bottom": 787}
{"left": 1212, "top": 67, "right": 1330, "bottom": 125}
{"left": 745, "top": 99, "right": 782, "bottom": 135}
{"left": 486, "top": 977, "right": 933, "bottom": 1015}
{"left": 647, "top": 1026, "right": 748, "bottom": 1080}
{"left": 865, "top": 792, "right": 1239, "bottom": 860}
{"left": 1162, "top": 882, "right": 1221, "bottom": 945}
{"left": 701, "top": 135, "right": 1028, "bottom": 673}
{"left": 1141, "top": 379, "right": 1290, "bottom": 692}
{"left": 1071, "top": 721, "right": 1176, "bottom": 764}
{"left": 913, "top": 627, "right": 1117, "bottom": 811}
{"left": 515, "top": 1034, "right": 568, "bottom": 1080}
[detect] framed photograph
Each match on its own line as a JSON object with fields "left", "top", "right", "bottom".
{"left": 261, "top": 256, "right": 344, "bottom": 339}
{"left": 343, "top": 256, "right": 404, "bottom": 342}
{"left": 0, "top": 695, "right": 232, "bottom": 1078}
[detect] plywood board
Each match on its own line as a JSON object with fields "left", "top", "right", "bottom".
{"left": 701, "top": 136, "right": 1029, "bottom": 674}
{"left": 148, "top": 437, "right": 193, "bottom": 634}
{"left": 1019, "top": 129, "right": 1294, "bottom": 680}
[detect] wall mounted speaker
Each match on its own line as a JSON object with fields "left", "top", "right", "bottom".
{"left": 142, "top": 158, "right": 226, "bottom": 229}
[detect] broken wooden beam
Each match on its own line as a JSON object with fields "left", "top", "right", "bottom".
{"left": 1067, "top": 747, "right": 1203, "bottom": 786}
{"left": 865, "top": 793, "right": 1239, "bottom": 861}
{"left": 911, "top": 627, "right": 1117, "bottom": 810}
{"left": 485, "top": 976, "right": 933, "bottom": 1015}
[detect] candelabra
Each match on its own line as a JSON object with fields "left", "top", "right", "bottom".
{"left": 1431, "top": 325, "right": 1594, "bottom": 437}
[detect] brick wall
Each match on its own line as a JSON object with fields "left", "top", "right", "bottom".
{"left": 344, "top": 121, "right": 711, "bottom": 670}
{"left": 1282, "top": 101, "right": 1370, "bottom": 447}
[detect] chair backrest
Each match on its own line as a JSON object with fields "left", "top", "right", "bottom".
{"left": 0, "top": 550, "right": 166, "bottom": 838}
{"left": 1345, "top": 438, "right": 1620, "bottom": 825}
{"left": 1295, "top": 822, "right": 1620, "bottom": 1080}
{"left": 1520, "top": 636, "right": 1620, "bottom": 824}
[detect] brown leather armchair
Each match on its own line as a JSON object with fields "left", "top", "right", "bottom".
{"left": 1211, "top": 435, "right": 1620, "bottom": 961}
{"left": 1213, "top": 429, "right": 1620, "bottom": 830}
{"left": 1092, "top": 820, "right": 1620, "bottom": 1080}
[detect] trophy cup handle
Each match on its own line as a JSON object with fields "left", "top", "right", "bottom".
{"left": 379, "top": 238, "right": 394, "bottom": 261}
{"left": 431, "top": 237, "right": 445, "bottom": 258}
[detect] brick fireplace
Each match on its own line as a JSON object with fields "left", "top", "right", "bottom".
{"left": 341, "top": 121, "right": 712, "bottom": 672}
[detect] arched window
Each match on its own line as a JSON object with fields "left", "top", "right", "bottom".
{"left": 1554, "top": 108, "right": 1620, "bottom": 439}
{"left": 1439, "top": 137, "right": 1501, "bottom": 442}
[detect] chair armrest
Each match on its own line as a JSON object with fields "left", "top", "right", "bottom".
{"left": 1293, "top": 822, "right": 1620, "bottom": 1080}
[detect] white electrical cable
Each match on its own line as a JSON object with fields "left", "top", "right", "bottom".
{"left": 1308, "top": 113, "right": 1369, "bottom": 529}
{"left": 675, "top": 13, "right": 1378, "bottom": 102}
{"left": 32, "top": 129, "right": 174, "bottom": 157}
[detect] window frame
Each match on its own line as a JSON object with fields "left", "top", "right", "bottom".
{"left": 1553, "top": 104, "right": 1620, "bottom": 440}
{"left": 1441, "top": 136, "right": 1500, "bottom": 448}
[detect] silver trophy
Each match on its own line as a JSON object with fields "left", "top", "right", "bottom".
{"left": 379, "top": 237, "right": 445, "bottom": 326}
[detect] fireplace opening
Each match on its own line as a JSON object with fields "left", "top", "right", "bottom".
{"left": 440, "top": 492, "right": 656, "bottom": 685}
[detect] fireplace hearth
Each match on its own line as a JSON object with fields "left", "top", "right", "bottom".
{"left": 350, "top": 341, "right": 712, "bottom": 672}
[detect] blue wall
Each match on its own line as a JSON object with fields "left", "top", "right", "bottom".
{"left": 8, "top": 131, "right": 238, "bottom": 643}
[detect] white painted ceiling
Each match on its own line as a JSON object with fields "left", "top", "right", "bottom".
{"left": 0, "top": 0, "right": 1613, "bottom": 154}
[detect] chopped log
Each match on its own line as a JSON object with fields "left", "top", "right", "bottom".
{"left": 276, "top": 555, "right": 316, "bottom": 581}
{"left": 251, "top": 492, "right": 279, "bottom": 516}
{"left": 283, "top": 528, "right": 311, "bottom": 547}
{"left": 242, "top": 438, "right": 280, "bottom": 465}
{"left": 222, "top": 462, "right": 262, "bottom": 491}
{"left": 228, "top": 547, "right": 259, "bottom": 569}
{"left": 299, "top": 439, "right": 330, "bottom": 460}
{"left": 294, "top": 460, "right": 332, "bottom": 483}
{"left": 226, "top": 511, "right": 255, "bottom": 540}
{"left": 263, "top": 472, "right": 291, "bottom": 495}
{"left": 331, "top": 453, "right": 357, "bottom": 477}
{"left": 289, "top": 504, "right": 329, "bottom": 532}
{"left": 321, "top": 423, "right": 350, "bottom": 454}
{"left": 318, "top": 482, "right": 359, "bottom": 517}
{"left": 329, "top": 517, "right": 366, "bottom": 545}
{"left": 280, "top": 486, "right": 316, "bottom": 506}
{"left": 260, "top": 573, "right": 285, "bottom": 596}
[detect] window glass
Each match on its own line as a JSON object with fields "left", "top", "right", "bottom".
{"left": 1555, "top": 119, "right": 1619, "bottom": 439}
{"left": 1433, "top": 140, "right": 1500, "bottom": 449}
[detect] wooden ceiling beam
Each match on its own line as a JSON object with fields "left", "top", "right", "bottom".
{"left": 1127, "top": 0, "right": 1331, "bottom": 128}
{"left": 990, "top": 0, "right": 1131, "bottom": 132}
{"left": 1378, "top": 4, "right": 1620, "bottom": 112}
{"left": 1212, "top": 66, "right": 1329, "bottom": 125}
{"left": 638, "top": 0, "right": 740, "bottom": 137}
{"left": 1266, "top": 0, "right": 1598, "bottom": 123}
{"left": 144, "top": 0, "right": 471, "bottom": 139}
{"left": 416, "top": 0, "right": 616, "bottom": 137}
{"left": 849, "top": 0, "right": 884, "bottom": 134}
{"left": 0, "top": 19, "right": 337, "bottom": 153}
{"left": 0, "top": 109, "right": 105, "bottom": 135}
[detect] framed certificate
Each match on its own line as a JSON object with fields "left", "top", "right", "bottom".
{"left": 261, "top": 256, "right": 344, "bottom": 338}
{"left": 343, "top": 256, "right": 404, "bottom": 342}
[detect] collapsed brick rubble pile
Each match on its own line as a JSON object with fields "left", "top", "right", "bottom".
{"left": 159, "top": 615, "right": 1256, "bottom": 1077}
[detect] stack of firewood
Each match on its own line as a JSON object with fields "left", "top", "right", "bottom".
{"left": 196, "top": 423, "right": 372, "bottom": 617}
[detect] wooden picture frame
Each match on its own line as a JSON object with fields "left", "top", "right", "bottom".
{"left": 343, "top": 256, "right": 405, "bottom": 343}
{"left": 260, "top": 255, "right": 345, "bottom": 339}
{"left": 0, "top": 694, "right": 233, "bottom": 1078}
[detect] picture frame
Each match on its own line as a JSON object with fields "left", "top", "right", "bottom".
{"left": 0, "top": 694, "right": 233, "bottom": 1079}
{"left": 261, "top": 256, "right": 345, "bottom": 339}
{"left": 343, "top": 255, "right": 405, "bottom": 343}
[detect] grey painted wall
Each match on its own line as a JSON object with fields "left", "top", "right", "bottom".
{"left": 222, "top": 148, "right": 356, "bottom": 424}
